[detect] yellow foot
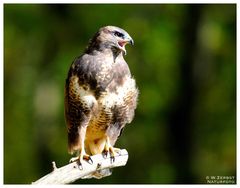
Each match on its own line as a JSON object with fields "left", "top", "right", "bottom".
{"left": 69, "top": 154, "right": 93, "bottom": 170}
{"left": 102, "top": 139, "right": 121, "bottom": 163}
{"left": 109, "top": 147, "right": 121, "bottom": 163}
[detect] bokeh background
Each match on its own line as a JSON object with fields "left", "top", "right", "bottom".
{"left": 4, "top": 4, "right": 236, "bottom": 184}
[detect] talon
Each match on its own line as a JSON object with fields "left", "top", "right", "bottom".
{"left": 102, "top": 149, "right": 108, "bottom": 159}
{"left": 77, "top": 162, "right": 83, "bottom": 170}
{"left": 110, "top": 155, "right": 115, "bottom": 163}
{"left": 69, "top": 156, "right": 79, "bottom": 163}
{"left": 109, "top": 147, "right": 116, "bottom": 163}
{"left": 69, "top": 156, "right": 83, "bottom": 170}
{"left": 87, "top": 156, "right": 93, "bottom": 164}
{"left": 69, "top": 149, "right": 93, "bottom": 169}
{"left": 103, "top": 137, "right": 121, "bottom": 163}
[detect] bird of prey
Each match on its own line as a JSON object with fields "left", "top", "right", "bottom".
{"left": 64, "top": 26, "right": 138, "bottom": 176}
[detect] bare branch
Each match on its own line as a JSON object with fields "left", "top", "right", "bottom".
{"left": 32, "top": 149, "right": 128, "bottom": 184}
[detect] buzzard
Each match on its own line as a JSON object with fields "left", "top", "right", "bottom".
{"left": 64, "top": 26, "right": 138, "bottom": 176}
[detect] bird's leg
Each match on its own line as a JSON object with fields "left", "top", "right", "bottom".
{"left": 102, "top": 137, "right": 121, "bottom": 163}
{"left": 69, "top": 148, "right": 93, "bottom": 169}
{"left": 69, "top": 126, "right": 93, "bottom": 169}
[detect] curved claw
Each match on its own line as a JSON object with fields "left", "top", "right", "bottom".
{"left": 102, "top": 150, "right": 108, "bottom": 159}
{"left": 77, "top": 162, "right": 83, "bottom": 170}
{"left": 87, "top": 156, "right": 93, "bottom": 164}
{"left": 69, "top": 153, "right": 93, "bottom": 169}
{"left": 69, "top": 157, "right": 83, "bottom": 170}
{"left": 110, "top": 155, "right": 115, "bottom": 163}
{"left": 69, "top": 156, "right": 79, "bottom": 163}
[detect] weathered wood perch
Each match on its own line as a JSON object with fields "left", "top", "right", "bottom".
{"left": 32, "top": 149, "right": 128, "bottom": 184}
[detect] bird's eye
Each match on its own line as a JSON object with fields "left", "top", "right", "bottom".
{"left": 114, "top": 31, "right": 124, "bottom": 38}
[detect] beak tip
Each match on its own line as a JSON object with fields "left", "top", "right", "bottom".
{"left": 130, "top": 39, "right": 134, "bottom": 45}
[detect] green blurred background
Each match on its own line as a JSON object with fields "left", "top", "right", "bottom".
{"left": 4, "top": 4, "right": 236, "bottom": 184}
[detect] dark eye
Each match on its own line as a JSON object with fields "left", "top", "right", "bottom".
{"left": 114, "top": 31, "right": 124, "bottom": 38}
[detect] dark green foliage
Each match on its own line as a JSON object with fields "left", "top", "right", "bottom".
{"left": 4, "top": 4, "right": 236, "bottom": 184}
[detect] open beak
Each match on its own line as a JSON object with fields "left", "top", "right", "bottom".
{"left": 118, "top": 36, "right": 134, "bottom": 55}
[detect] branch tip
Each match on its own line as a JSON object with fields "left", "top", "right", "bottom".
{"left": 52, "top": 161, "right": 58, "bottom": 171}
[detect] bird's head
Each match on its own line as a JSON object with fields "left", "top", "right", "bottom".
{"left": 89, "top": 26, "right": 134, "bottom": 55}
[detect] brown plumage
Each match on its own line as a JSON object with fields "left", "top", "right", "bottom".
{"left": 64, "top": 26, "right": 138, "bottom": 177}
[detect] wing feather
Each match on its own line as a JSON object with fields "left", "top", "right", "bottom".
{"left": 65, "top": 57, "right": 98, "bottom": 153}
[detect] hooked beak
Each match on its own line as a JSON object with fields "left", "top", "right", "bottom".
{"left": 129, "top": 38, "right": 134, "bottom": 46}
{"left": 118, "top": 36, "right": 134, "bottom": 55}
